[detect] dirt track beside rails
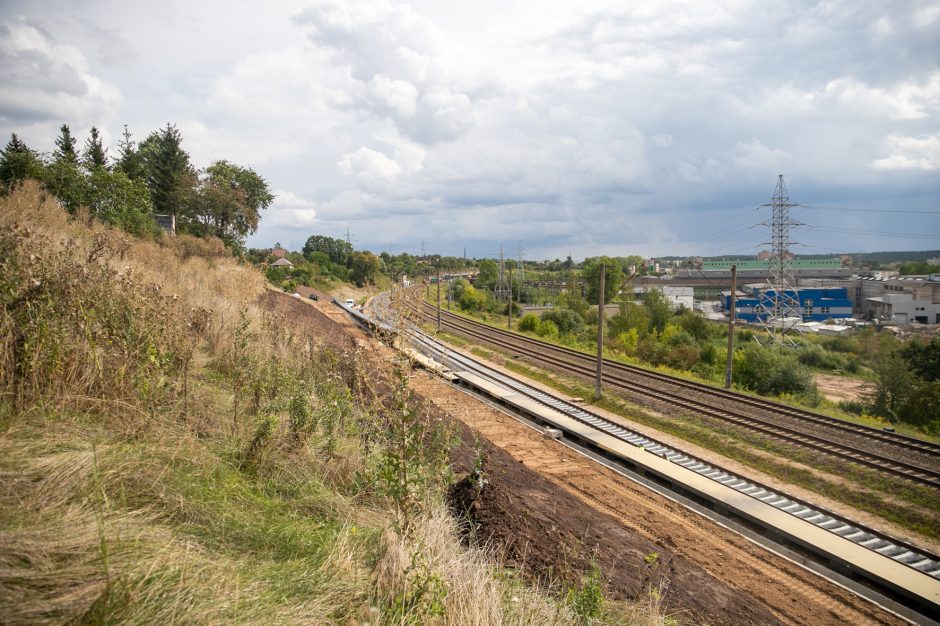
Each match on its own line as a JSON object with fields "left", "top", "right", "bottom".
{"left": 283, "top": 292, "right": 905, "bottom": 625}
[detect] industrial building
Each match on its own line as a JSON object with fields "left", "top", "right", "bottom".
{"left": 702, "top": 258, "right": 844, "bottom": 271}
{"left": 722, "top": 286, "right": 853, "bottom": 323}
{"left": 856, "top": 274, "right": 940, "bottom": 324}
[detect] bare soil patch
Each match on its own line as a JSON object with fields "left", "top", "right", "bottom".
{"left": 814, "top": 373, "right": 876, "bottom": 403}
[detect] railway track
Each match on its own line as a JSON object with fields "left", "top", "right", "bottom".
{"left": 346, "top": 295, "right": 940, "bottom": 621}
{"left": 410, "top": 322, "right": 940, "bottom": 619}
{"left": 409, "top": 296, "right": 940, "bottom": 490}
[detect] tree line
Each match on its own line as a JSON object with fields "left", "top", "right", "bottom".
{"left": 252, "top": 234, "right": 385, "bottom": 290}
{"left": 0, "top": 124, "right": 273, "bottom": 247}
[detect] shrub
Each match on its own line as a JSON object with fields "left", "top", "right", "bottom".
{"left": 664, "top": 344, "right": 700, "bottom": 370}
{"left": 797, "top": 345, "right": 841, "bottom": 371}
{"left": 839, "top": 399, "right": 867, "bottom": 415}
{"left": 733, "top": 343, "right": 815, "bottom": 396}
{"left": 535, "top": 319, "right": 559, "bottom": 338}
{"left": 541, "top": 308, "right": 585, "bottom": 336}
{"left": 518, "top": 313, "right": 540, "bottom": 333}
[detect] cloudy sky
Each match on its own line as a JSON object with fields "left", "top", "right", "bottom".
{"left": 2, "top": 0, "right": 939, "bottom": 260}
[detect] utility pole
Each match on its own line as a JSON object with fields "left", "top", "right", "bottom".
{"left": 725, "top": 264, "right": 737, "bottom": 389}
{"left": 517, "top": 242, "right": 525, "bottom": 283}
{"left": 507, "top": 266, "right": 513, "bottom": 330}
{"left": 436, "top": 267, "right": 442, "bottom": 332}
{"left": 595, "top": 264, "right": 605, "bottom": 400}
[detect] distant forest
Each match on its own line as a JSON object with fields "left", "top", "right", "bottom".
{"left": 840, "top": 250, "right": 940, "bottom": 265}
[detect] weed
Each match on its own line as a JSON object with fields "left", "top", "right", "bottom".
{"left": 376, "top": 356, "right": 454, "bottom": 535}
{"left": 565, "top": 560, "right": 605, "bottom": 624}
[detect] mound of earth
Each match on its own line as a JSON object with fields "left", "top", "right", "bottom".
{"left": 445, "top": 419, "right": 781, "bottom": 625}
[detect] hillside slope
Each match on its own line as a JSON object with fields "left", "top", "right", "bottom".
{"left": 1, "top": 183, "right": 617, "bottom": 625}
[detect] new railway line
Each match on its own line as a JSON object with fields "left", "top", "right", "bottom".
{"left": 337, "top": 296, "right": 940, "bottom": 623}
{"left": 407, "top": 295, "right": 940, "bottom": 490}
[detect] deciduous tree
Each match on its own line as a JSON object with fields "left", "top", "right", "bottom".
{"left": 85, "top": 168, "right": 156, "bottom": 236}
{"left": 583, "top": 257, "right": 623, "bottom": 304}
{"left": 349, "top": 251, "right": 382, "bottom": 286}
{"left": 302, "top": 235, "right": 353, "bottom": 266}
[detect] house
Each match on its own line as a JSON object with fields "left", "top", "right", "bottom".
{"left": 271, "top": 246, "right": 289, "bottom": 259}
{"left": 271, "top": 257, "right": 293, "bottom": 268}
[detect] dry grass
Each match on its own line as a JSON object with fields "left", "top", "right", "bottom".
{"left": 373, "top": 508, "right": 574, "bottom": 625}
{"left": 0, "top": 184, "right": 671, "bottom": 625}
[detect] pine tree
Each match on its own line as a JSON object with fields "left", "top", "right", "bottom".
{"left": 139, "top": 123, "right": 191, "bottom": 217}
{"left": 116, "top": 125, "right": 144, "bottom": 180}
{"left": 47, "top": 124, "right": 86, "bottom": 213}
{"left": 0, "top": 133, "right": 42, "bottom": 193}
{"left": 53, "top": 124, "right": 78, "bottom": 164}
{"left": 82, "top": 126, "right": 108, "bottom": 170}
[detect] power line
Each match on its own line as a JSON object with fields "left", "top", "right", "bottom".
{"left": 808, "top": 206, "right": 940, "bottom": 214}
{"left": 808, "top": 226, "right": 940, "bottom": 240}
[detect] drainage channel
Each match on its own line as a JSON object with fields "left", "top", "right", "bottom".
{"left": 405, "top": 329, "right": 940, "bottom": 584}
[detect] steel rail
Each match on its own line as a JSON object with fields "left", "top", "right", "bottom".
{"left": 416, "top": 297, "right": 940, "bottom": 456}
{"left": 404, "top": 327, "right": 940, "bottom": 587}
{"left": 407, "top": 297, "right": 940, "bottom": 488}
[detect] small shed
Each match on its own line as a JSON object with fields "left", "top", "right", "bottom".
{"left": 272, "top": 257, "right": 294, "bottom": 268}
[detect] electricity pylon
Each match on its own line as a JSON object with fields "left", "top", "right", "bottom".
{"left": 755, "top": 175, "right": 804, "bottom": 346}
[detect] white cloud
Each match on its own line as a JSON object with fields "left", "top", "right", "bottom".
{"left": 824, "top": 73, "right": 940, "bottom": 121}
{"left": 369, "top": 75, "right": 418, "bottom": 117}
{"left": 0, "top": 20, "right": 122, "bottom": 126}
{"left": 871, "top": 132, "right": 940, "bottom": 171}
{"left": 339, "top": 146, "right": 402, "bottom": 186}
{"left": 734, "top": 138, "right": 791, "bottom": 171}
{"left": 265, "top": 189, "right": 318, "bottom": 227}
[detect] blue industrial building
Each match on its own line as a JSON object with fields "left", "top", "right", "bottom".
{"left": 722, "top": 286, "right": 853, "bottom": 322}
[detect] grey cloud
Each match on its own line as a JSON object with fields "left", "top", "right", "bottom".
{"left": 0, "top": 18, "right": 121, "bottom": 126}
{"left": 295, "top": 0, "right": 483, "bottom": 145}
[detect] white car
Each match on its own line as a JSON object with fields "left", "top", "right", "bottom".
{"left": 345, "top": 298, "right": 355, "bottom": 307}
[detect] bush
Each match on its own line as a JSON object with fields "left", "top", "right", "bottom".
{"left": 839, "top": 399, "right": 867, "bottom": 415}
{"left": 797, "top": 345, "right": 841, "bottom": 371}
{"left": 535, "top": 319, "right": 559, "bottom": 338}
{"left": 733, "top": 344, "right": 815, "bottom": 396}
{"left": 518, "top": 313, "right": 540, "bottom": 333}
{"left": 541, "top": 308, "right": 585, "bottom": 336}
{"left": 700, "top": 342, "right": 719, "bottom": 365}
{"left": 664, "top": 344, "right": 700, "bottom": 370}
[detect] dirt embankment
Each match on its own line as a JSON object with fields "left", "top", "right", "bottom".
{"left": 276, "top": 292, "right": 904, "bottom": 625}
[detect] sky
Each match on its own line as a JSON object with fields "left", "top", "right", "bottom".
{"left": 1, "top": 0, "right": 939, "bottom": 261}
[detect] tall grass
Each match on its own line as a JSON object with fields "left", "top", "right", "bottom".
{"left": 0, "top": 183, "right": 667, "bottom": 625}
